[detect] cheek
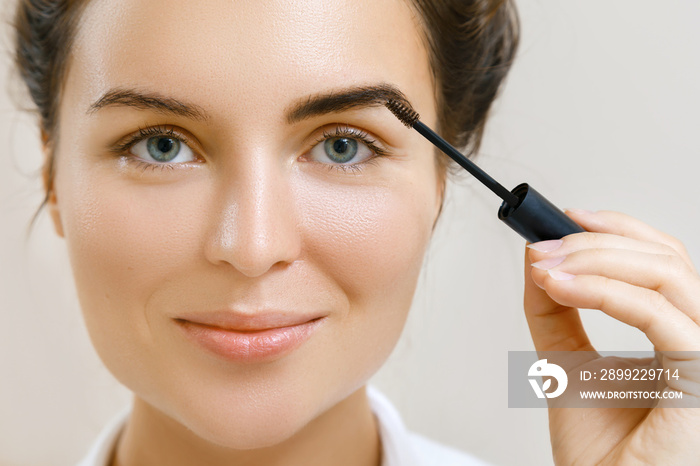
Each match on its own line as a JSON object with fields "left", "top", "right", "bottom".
{"left": 293, "top": 169, "right": 436, "bottom": 344}
{"left": 287, "top": 169, "right": 437, "bottom": 398}
{"left": 296, "top": 179, "right": 434, "bottom": 305}
{"left": 54, "top": 158, "right": 207, "bottom": 366}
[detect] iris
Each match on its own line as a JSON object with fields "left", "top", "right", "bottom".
{"left": 324, "top": 137, "right": 357, "bottom": 164}
{"left": 147, "top": 137, "right": 181, "bottom": 162}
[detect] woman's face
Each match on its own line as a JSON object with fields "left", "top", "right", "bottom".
{"left": 50, "top": 0, "right": 440, "bottom": 447}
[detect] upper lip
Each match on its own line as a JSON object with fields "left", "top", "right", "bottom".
{"left": 175, "top": 310, "right": 327, "bottom": 332}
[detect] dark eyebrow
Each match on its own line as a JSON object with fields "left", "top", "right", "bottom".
{"left": 285, "top": 83, "right": 413, "bottom": 124}
{"left": 86, "top": 88, "right": 211, "bottom": 121}
{"left": 87, "top": 84, "right": 412, "bottom": 124}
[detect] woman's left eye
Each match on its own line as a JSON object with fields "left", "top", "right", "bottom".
{"left": 308, "top": 134, "right": 376, "bottom": 167}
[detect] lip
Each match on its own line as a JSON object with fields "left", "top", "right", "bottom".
{"left": 174, "top": 310, "right": 327, "bottom": 363}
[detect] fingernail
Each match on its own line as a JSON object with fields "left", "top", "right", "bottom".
{"left": 547, "top": 269, "right": 576, "bottom": 281}
{"left": 527, "top": 239, "right": 563, "bottom": 253}
{"left": 531, "top": 256, "right": 566, "bottom": 270}
{"left": 565, "top": 208, "right": 594, "bottom": 215}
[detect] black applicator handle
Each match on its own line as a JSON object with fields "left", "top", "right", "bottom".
{"left": 381, "top": 99, "right": 585, "bottom": 243}
{"left": 498, "top": 183, "right": 585, "bottom": 243}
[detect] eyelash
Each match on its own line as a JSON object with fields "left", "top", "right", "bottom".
{"left": 111, "top": 125, "right": 194, "bottom": 173}
{"left": 110, "top": 124, "right": 389, "bottom": 175}
{"left": 310, "top": 125, "right": 389, "bottom": 175}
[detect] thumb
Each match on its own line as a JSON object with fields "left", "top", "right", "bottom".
{"left": 523, "top": 244, "right": 595, "bottom": 353}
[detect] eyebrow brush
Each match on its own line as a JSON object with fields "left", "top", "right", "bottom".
{"left": 385, "top": 99, "right": 584, "bottom": 243}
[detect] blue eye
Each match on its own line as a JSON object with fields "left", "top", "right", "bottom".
{"left": 131, "top": 135, "right": 195, "bottom": 164}
{"left": 147, "top": 137, "right": 180, "bottom": 162}
{"left": 309, "top": 135, "right": 375, "bottom": 166}
{"left": 324, "top": 138, "right": 357, "bottom": 163}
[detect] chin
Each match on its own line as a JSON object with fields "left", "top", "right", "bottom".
{"left": 189, "top": 413, "right": 308, "bottom": 450}
{"left": 151, "top": 382, "right": 327, "bottom": 450}
{"left": 191, "top": 398, "right": 335, "bottom": 451}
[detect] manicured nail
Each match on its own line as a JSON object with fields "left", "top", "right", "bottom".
{"left": 565, "top": 208, "right": 594, "bottom": 215}
{"left": 547, "top": 269, "right": 576, "bottom": 281}
{"left": 531, "top": 256, "right": 566, "bottom": 270}
{"left": 527, "top": 239, "right": 563, "bottom": 253}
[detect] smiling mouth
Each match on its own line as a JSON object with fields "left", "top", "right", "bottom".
{"left": 174, "top": 315, "right": 326, "bottom": 363}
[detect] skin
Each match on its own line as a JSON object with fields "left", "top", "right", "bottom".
{"left": 47, "top": 0, "right": 440, "bottom": 465}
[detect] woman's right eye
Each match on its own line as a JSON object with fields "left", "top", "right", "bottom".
{"left": 130, "top": 135, "right": 196, "bottom": 165}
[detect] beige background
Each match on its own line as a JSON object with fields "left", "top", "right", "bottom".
{"left": 1, "top": 1, "right": 699, "bottom": 465}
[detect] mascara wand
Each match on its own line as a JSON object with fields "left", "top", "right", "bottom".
{"left": 385, "top": 99, "right": 585, "bottom": 243}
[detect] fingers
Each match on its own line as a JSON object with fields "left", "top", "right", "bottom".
{"left": 523, "top": 208, "right": 700, "bottom": 353}
{"left": 528, "top": 232, "right": 686, "bottom": 263}
{"left": 523, "top": 245, "right": 596, "bottom": 353}
{"left": 565, "top": 209, "right": 697, "bottom": 272}
{"left": 532, "top": 270, "right": 700, "bottom": 351}
{"left": 530, "top": 247, "right": 700, "bottom": 326}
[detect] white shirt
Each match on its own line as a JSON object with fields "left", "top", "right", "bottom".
{"left": 77, "top": 384, "right": 490, "bottom": 466}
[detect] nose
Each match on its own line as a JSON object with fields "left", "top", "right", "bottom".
{"left": 203, "top": 150, "right": 302, "bottom": 278}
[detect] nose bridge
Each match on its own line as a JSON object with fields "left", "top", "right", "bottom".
{"left": 204, "top": 147, "right": 301, "bottom": 277}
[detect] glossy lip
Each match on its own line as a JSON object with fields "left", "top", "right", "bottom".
{"left": 174, "top": 310, "right": 327, "bottom": 363}
{"left": 175, "top": 310, "right": 328, "bottom": 331}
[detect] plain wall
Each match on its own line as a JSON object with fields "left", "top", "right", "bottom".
{"left": 1, "top": 1, "right": 699, "bottom": 465}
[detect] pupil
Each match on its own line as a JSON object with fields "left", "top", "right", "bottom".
{"left": 157, "top": 138, "right": 174, "bottom": 153}
{"left": 333, "top": 139, "right": 349, "bottom": 154}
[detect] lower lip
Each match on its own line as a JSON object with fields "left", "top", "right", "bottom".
{"left": 175, "top": 318, "right": 324, "bottom": 363}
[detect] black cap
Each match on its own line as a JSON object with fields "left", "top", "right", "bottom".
{"left": 498, "top": 183, "right": 585, "bottom": 243}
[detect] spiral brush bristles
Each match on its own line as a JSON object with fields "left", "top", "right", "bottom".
{"left": 385, "top": 99, "right": 420, "bottom": 128}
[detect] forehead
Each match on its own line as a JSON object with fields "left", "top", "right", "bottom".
{"left": 67, "top": 0, "right": 434, "bottom": 124}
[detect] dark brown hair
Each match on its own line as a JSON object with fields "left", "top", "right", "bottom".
{"left": 12, "top": 0, "right": 519, "bottom": 231}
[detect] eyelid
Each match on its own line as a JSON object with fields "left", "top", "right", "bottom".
{"left": 307, "top": 123, "right": 392, "bottom": 157}
{"left": 109, "top": 124, "right": 204, "bottom": 160}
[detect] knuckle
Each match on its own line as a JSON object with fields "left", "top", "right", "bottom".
{"left": 639, "top": 291, "right": 667, "bottom": 333}
{"left": 662, "top": 254, "right": 689, "bottom": 279}
{"left": 659, "top": 234, "right": 690, "bottom": 257}
{"left": 644, "top": 289, "right": 669, "bottom": 315}
{"left": 665, "top": 235, "right": 687, "bottom": 252}
{"left": 594, "top": 276, "right": 613, "bottom": 310}
{"left": 657, "top": 242, "right": 677, "bottom": 256}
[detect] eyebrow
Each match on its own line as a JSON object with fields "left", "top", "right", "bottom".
{"left": 87, "top": 88, "right": 211, "bottom": 121}
{"left": 86, "top": 83, "right": 412, "bottom": 124}
{"left": 285, "top": 83, "right": 412, "bottom": 124}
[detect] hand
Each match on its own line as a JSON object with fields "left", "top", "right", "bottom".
{"left": 524, "top": 209, "right": 700, "bottom": 465}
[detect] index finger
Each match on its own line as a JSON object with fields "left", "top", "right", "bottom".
{"left": 566, "top": 209, "right": 696, "bottom": 273}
